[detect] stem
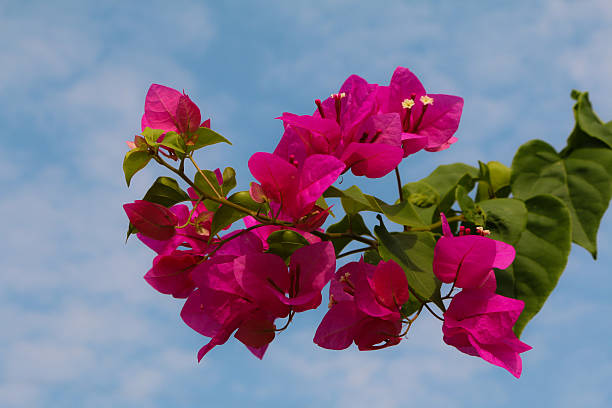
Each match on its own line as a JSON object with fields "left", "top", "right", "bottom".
{"left": 153, "top": 154, "right": 278, "bottom": 224}
{"left": 423, "top": 302, "right": 444, "bottom": 321}
{"left": 394, "top": 167, "right": 404, "bottom": 202}
{"left": 177, "top": 195, "right": 205, "bottom": 229}
{"left": 337, "top": 246, "right": 374, "bottom": 259}
{"left": 154, "top": 153, "right": 379, "bottom": 248}
{"left": 313, "top": 230, "right": 378, "bottom": 247}
{"left": 399, "top": 305, "right": 423, "bottom": 337}
{"left": 275, "top": 310, "right": 295, "bottom": 332}
{"left": 188, "top": 154, "right": 223, "bottom": 199}
{"left": 394, "top": 166, "right": 409, "bottom": 232}
{"left": 203, "top": 223, "right": 270, "bottom": 260}
{"left": 406, "top": 214, "right": 466, "bottom": 232}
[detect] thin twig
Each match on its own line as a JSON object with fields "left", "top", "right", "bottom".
{"left": 337, "top": 246, "right": 374, "bottom": 259}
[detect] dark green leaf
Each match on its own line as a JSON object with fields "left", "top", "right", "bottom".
{"left": 400, "top": 295, "right": 422, "bottom": 317}
{"left": 210, "top": 191, "right": 264, "bottom": 237}
{"left": 142, "top": 177, "right": 190, "bottom": 207}
{"left": 511, "top": 140, "right": 612, "bottom": 258}
{"left": 476, "top": 161, "right": 511, "bottom": 201}
{"left": 419, "top": 163, "right": 478, "bottom": 212}
{"left": 455, "top": 185, "right": 485, "bottom": 225}
{"left": 194, "top": 169, "right": 224, "bottom": 199}
{"left": 495, "top": 195, "right": 571, "bottom": 337}
{"left": 323, "top": 185, "right": 343, "bottom": 198}
{"left": 126, "top": 223, "right": 138, "bottom": 242}
{"left": 478, "top": 198, "right": 527, "bottom": 245}
{"left": 189, "top": 127, "right": 232, "bottom": 151}
{"left": 374, "top": 216, "right": 437, "bottom": 300}
{"left": 428, "top": 279, "right": 446, "bottom": 313}
{"left": 221, "top": 167, "right": 237, "bottom": 196}
{"left": 364, "top": 248, "right": 382, "bottom": 265}
{"left": 123, "top": 150, "right": 152, "bottom": 187}
{"left": 267, "top": 230, "right": 309, "bottom": 260}
{"left": 566, "top": 91, "right": 612, "bottom": 149}
{"left": 326, "top": 213, "right": 372, "bottom": 255}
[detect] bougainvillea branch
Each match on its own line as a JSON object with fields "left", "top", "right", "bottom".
{"left": 122, "top": 67, "right": 612, "bottom": 378}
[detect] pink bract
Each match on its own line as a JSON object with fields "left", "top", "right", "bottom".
{"left": 443, "top": 288, "right": 532, "bottom": 378}
{"left": 276, "top": 74, "right": 404, "bottom": 178}
{"left": 433, "top": 213, "right": 515, "bottom": 289}
{"left": 248, "top": 152, "right": 344, "bottom": 226}
{"left": 181, "top": 232, "right": 336, "bottom": 361}
{"left": 314, "top": 259, "right": 408, "bottom": 351}
{"left": 123, "top": 200, "right": 177, "bottom": 241}
{"left": 142, "top": 84, "right": 203, "bottom": 134}
{"left": 377, "top": 67, "right": 464, "bottom": 154}
{"left": 144, "top": 252, "right": 199, "bottom": 298}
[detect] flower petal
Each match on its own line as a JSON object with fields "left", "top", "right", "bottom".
{"left": 248, "top": 152, "right": 298, "bottom": 204}
{"left": 124, "top": 200, "right": 177, "bottom": 241}
{"left": 295, "top": 154, "right": 345, "bottom": 216}
{"left": 340, "top": 143, "right": 403, "bottom": 178}
{"left": 175, "top": 93, "right": 201, "bottom": 134}
{"left": 313, "top": 302, "right": 359, "bottom": 350}
{"left": 286, "top": 242, "right": 336, "bottom": 312}
{"left": 371, "top": 260, "right": 410, "bottom": 309}
{"left": 233, "top": 253, "right": 290, "bottom": 317}
{"left": 144, "top": 84, "right": 182, "bottom": 132}
{"left": 144, "top": 252, "right": 198, "bottom": 298}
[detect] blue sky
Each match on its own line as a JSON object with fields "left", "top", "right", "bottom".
{"left": 1, "top": 0, "right": 612, "bottom": 406}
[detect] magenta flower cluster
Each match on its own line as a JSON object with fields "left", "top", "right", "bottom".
{"left": 123, "top": 67, "right": 531, "bottom": 378}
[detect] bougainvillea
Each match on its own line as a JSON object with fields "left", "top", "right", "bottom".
{"left": 122, "top": 68, "right": 612, "bottom": 378}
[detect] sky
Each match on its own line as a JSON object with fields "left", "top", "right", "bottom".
{"left": 1, "top": 0, "right": 612, "bottom": 407}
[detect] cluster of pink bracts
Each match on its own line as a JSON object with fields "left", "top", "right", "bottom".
{"left": 124, "top": 67, "right": 531, "bottom": 378}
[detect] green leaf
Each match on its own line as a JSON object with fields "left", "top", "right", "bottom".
{"left": 339, "top": 185, "right": 377, "bottom": 214}
{"left": 402, "top": 181, "right": 440, "bottom": 225}
{"left": 123, "top": 149, "right": 152, "bottom": 187}
{"left": 142, "top": 127, "right": 164, "bottom": 146}
{"left": 221, "top": 167, "right": 237, "bottom": 196}
{"left": 419, "top": 163, "right": 478, "bottom": 212}
{"left": 428, "top": 279, "right": 446, "bottom": 313}
{"left": 511, "top": 140, "right": 612, "bottom": 258}
{"left": 455, "top": 185, "right": 485, "bottom": 225}
{"left": 567, "top": 91, "right": 612, "bottom": 149}
{"left": 267, "top": 230, "right": 309, "bottom": 260}
{"left": 159, "top": 131, "right": 186, "bottom": 153}
{"left": 476, "top": 161, "right": 511, "bottom": 201}
{"left": 315, "top": 195, "right": 333, "bottom": 217}
{"left": 326, "top": 213, "right": 372, "bottom": 255}
{"left": 126, "top": 223, "right": 138, "bottom": 242}
{"left": 323, "top": 185, "right": 426, "bottom": 227}
{"left": 374, "top": 216, "right": 437, "bottom": 300}
{"left": 364, "top": 248, "right": 382, "bottom": 265}
{"left": 495, "top": 195, "right": 571, "bottom": 337}
{"left": 189, "top": 127, "right": 232, "bottom": 151}
{"left": 210, "top": 191, "right": 263, "bottom": 237}
{"left": 478, "top": 198, "right": 527, "bottom": 245}
{"left": 400, "top": 295, "right": 422, "bottom": 317}
{"left": 367, "top": 197, "right": 427, "bottom": 227}
{"left": 142, "top": 177, "right": 190, "bottom": 207}
{"left": 194, "top": 169, "right": 224, "bottom": 199}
